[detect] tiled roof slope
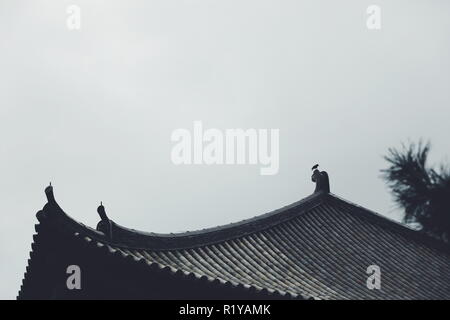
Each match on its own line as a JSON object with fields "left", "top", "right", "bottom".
{"left": 18, "top": 183, "right": 450, "bottom": 300}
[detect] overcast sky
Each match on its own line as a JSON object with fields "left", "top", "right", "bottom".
{"left": 1, "top": 1, "right": 449, "bottom": 299}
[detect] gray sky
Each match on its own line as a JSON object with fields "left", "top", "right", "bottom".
{"left": 1, "top": 0, "right": 449, "bottom": 299}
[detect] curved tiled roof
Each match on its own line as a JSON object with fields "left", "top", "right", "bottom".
{"left": 18, "top": 182, "right": 450, "bottom": 300}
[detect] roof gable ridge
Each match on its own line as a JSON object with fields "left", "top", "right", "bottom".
{"left": 327, "top": 193, "right": 450, "bottom": 255}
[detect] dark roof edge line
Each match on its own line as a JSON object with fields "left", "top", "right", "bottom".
{"left": 110, "top": 191, "right": 326, "bottom": 236}
{"left": 38, "top": 190, "right": 328, "bottom": 250}
{"left": 328, "top": 194, "right": 450, "bottom": 254}
{"left": 109, "top": 197, "right": 325, "bottom": 250}
{"left": 17, "top": 221, "right": 60, "bottom": 300}
{"left": 36, "top": 187, "right": 450, "bottom": 253}
{"left": 16, "top": 224, "right": 40, "bottom": 300}
{"left": 328, "top": 193, "right": 412, "bottom": 229}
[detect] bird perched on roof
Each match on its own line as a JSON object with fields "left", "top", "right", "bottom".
{"left": 311, "top": 164, "right": 319, "bottom": 171}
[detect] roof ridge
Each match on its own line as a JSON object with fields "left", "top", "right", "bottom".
{"left": 39, "top": 185, "right": 450, "bottom": 253}
{"left": 328, "top": 193, "right": 410, "bottom": 229}
{"left": 94, "top": 191, "right": 327, "bottom": 250}
{"left": 37, "top": 185, "right": 328, "bottom": 250}
{"left": 112, "top": 191, "right": 325, "bottom": 236}
{"left": 327, "top": 193, "right": 450, "bottom": 254}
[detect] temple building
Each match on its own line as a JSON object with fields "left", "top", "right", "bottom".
{"left": 18, "top": 169, "right": 450, "bottom": 300}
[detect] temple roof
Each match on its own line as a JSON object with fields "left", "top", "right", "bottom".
{"left": 18, "top": 171, "right": 450, "bottom": 300}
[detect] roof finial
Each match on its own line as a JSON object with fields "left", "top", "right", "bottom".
{"left": 45, "top": 183, "right": 56, "bottom": 203}
{"left": 97, "top": 202, "right": 108, "bottom": 221}
{"left": 96, "top": 202, "right": 113, "bottom": 240}
{"left": 311, "top": 164, "right": 330, "bottom": 193}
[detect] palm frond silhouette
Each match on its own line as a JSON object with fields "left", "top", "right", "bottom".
{"left": 382, "top": 141, "right": 450, "bottom": 242}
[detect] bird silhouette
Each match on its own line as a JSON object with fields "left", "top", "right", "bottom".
{"left": 311, "top": 164, "right": 319, "bottom": 171}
